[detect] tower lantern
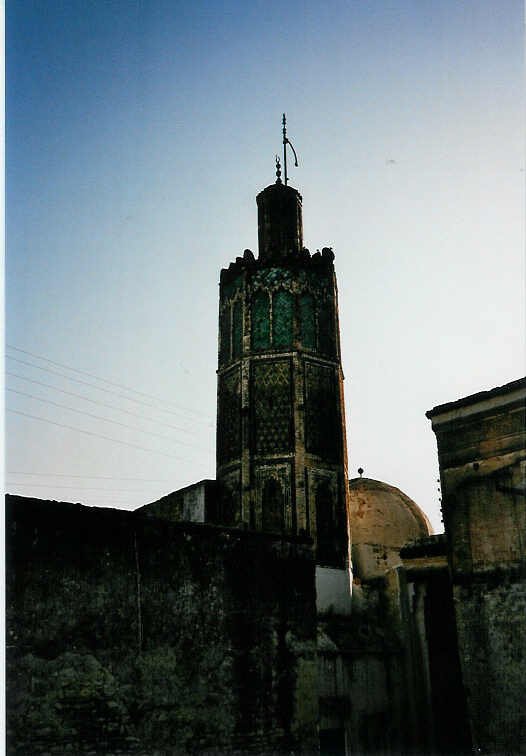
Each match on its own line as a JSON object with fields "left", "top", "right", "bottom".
{"left": 256, "top": 182, "right": 303, "bottom": 262}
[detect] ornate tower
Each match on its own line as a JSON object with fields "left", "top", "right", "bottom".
{"left": 216, "top": 167, "right": 350, "bottom": 567}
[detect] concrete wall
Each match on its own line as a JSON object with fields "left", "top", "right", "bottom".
{"left": 6, "top": 495, "right": 318, "bottom": 755}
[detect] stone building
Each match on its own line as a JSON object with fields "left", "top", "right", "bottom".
{"left": 426, "top": 377, "right": 526, "bottom": 754}
{"left": 5, "top": 162, "right": 526, "bottom": 755}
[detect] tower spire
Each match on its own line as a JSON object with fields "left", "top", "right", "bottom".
{"left": 275, "top": 155, "right": 282, "bottom": 184}
{"left": 282, "top": 113, "right": 298, "bottom": 186}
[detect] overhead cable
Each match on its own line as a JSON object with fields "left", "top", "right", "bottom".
{"left": 7, "top": 409, "right": 188, "bottom": 460}
{"left": 6, "top": 344, "right": 211, "bottom": 419}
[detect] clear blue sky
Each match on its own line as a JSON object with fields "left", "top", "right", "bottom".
{"left": 6, "top": 0, "right": 524, "bottom": 531}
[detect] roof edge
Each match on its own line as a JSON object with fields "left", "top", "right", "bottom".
{"left": 426, "top": 377, "right": 526, "bottom": 420}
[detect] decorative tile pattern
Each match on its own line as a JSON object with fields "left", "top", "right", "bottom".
{"left": 272, "top": 290, "right": 294, "bottom": 349}
{"left": 219, "top": 307, "right": 231, "bottom": 365}
{"left": 306, "top": 468, "right": 339, "bottom": 565}
{"left": 305, "top": 362, "right": 340, "bottom": 461}
{"left": 222, "top": 273, "right": 243, "bottom": 302}
{"left": 232, "top": 300, "right": 243, "bottom": 359}
{"left": 252, "top": 360, "right": 293, "bottom": 455}
{"left": 299, "top": 292, "right": 316, "bottom": 350}
{"left": 217, "top": 367, "right": 241, "bottom": 464}
{"left": 252, "top": 291, "right": 270, "bottom": 350}
{"left": 318, "top": 298, "right": 336, "bottom": 357}
{"left": 253, "top": 267, "right": 294, "bottom": 291}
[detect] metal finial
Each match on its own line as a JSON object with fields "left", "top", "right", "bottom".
{"left": 358, "top": 467, "right": 364, "bottom": 478}
{"left": 282, "top": 113, "right": 298, "bottom": 186}
{"left": 275, "top": 155, "right": 282, "bottom": 184}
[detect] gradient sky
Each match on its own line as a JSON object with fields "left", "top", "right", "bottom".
{"left": 6, "top": 0, "right": 524, "bottom": 532}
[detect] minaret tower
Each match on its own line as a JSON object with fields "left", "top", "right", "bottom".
{"left": 216, "top": 120, "right": 350, "bottom": 567}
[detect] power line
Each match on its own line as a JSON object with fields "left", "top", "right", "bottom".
{"left": 6, "top": 344, "right": 211, "bottom": 419}
{"left": 7, "top": 408, "right": 189, "bottom": 460}
{"left": 6, "top": 356, "right": 214, "bottom": 425}
{"left": 7, "top": 471, "right": 174, "bottom": 482}
{"left": 6, "top": 481, "right": 168, "bottom": 493}
{"left": 7, "top": 371, "right": 202, "bottom": 436}
{"left": 7, "top": 387, "right": 207, "bottom": 452}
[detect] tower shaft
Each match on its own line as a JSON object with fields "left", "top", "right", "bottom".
{"left": 216, "top": 182, "right": 350, "bottom": 567}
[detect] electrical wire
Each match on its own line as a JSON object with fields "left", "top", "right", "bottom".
{"left": 7, "top": 371, "right": 202, "bottom": 435}
{"left": 7, "top": 387, "right": 207, "bottom": 452}
{"left": 7, "top": 471, "right": 174, "bottom": 482}
{"left": 6, "top": 482, "right": 167, "bottom": 493}
{"left": 6, "top": 344, "right": 212, "bottom": 419}
{"left": 7, "top": 355, "right": 214, "bottom": 425}
{"left": 7, "top": 408, "right": 191, "bottom": 460}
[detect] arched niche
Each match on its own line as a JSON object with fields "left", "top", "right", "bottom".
{"left": 262, "top": 476, "right": 284, "bottom": 532}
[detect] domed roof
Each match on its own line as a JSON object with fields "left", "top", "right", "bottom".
{"left": 349, "top": 477, "right": 431, "bottom": 549}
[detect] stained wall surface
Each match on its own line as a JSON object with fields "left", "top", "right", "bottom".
{"left": 6, "top": 495, "right": 318, "bottom": 755}
{"left": 427, "top": 377, "right": 526, "bottom": 755}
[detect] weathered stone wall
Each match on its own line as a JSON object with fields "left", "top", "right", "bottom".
{"left": 317, "top": 572, "right": 410, "bottom": 756}
{"left": 6, "top": 495, "right": 318, "bottom": 755}
{"left": 445, "top": 466, "right": 526, "bottom": 754}
{"left": 427, "top": 378, "right": 526, "bottom": 755}
{"left": 453, "top": 578, "right": 526, "bottom": 754}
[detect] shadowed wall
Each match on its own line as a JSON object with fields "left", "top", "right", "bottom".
{"left": 6, "top": 495, "right": 318, "bottom": 755}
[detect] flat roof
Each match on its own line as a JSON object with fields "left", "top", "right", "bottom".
{"left": 426, "top": 376, "right": 526, "bottom": 420}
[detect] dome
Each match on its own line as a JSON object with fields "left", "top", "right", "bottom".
{"left": 349, "top": 477, "right": 431, "bottom": 547}
{"left": 348, "top": 477, "right": 432, "bottom": 580}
